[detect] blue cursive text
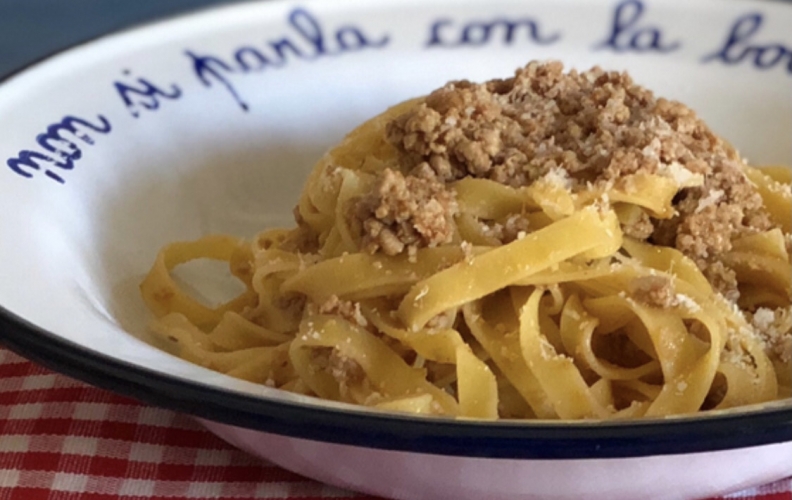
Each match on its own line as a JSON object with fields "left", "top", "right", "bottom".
{"left": 186, "top": 7, "right": 389, "bottom": 110}
{"left": 6, "top": 115, "right": 112, "bottom": 183}
{"left": 427, "top": 16, "right": 560, "bottom": 48}
{"left": 702, "top": 13, "right": 791, "bottom": 74}
{"left": 595, "top": 0, "right": 680, "bottom": 53}
{"left": 114, "top": 70, "right": 183, "bottom": 118}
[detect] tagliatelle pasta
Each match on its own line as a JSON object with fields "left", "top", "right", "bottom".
{"left": 141, "top": 61, "right": 791, "bottom": 420}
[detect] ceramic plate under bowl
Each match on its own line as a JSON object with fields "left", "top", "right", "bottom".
{"left": 0, "top": 1, "right": 790, "bottom": 499}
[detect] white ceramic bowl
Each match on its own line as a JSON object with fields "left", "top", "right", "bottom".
{"left": 0, "top": 1, "right": 790, "bottom": 499}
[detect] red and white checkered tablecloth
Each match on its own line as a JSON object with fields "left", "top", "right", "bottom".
{"left": 0, "top": 347, "right": 789, "bottom": 500}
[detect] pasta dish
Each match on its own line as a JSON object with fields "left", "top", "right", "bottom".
{"left": 141, "top": 61, "right": 791, "bottom": 420}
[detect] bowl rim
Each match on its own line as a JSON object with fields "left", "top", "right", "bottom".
{"left": 0, "top": 0, "right": 791, "bottom": 460}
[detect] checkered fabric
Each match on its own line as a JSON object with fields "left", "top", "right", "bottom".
{"left": 0, "top": 348, "right": 789, "bottom": 500}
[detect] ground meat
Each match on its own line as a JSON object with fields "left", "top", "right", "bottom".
{"left": 355, "top": 167, "right": 457, "bottom": 257}
{"left": 280, "top": 206, "right": 320, "bottom": 253}
{"left": 699, "top": 260, "right": 740, "bottom": 304}
{"left": 652, "top": 158, "right": 772, "bottom": 298}
{"left": 621, "top": 209, "right": 655, "bottom": 240}
{"left": 779, "top": 336, "right": 792, "bottom": 364}
{"left": 629, "top": 275, "right": 679, "bottom": 309}
{"left": 381, "top": 60, "right": 779, "bottom": 303}
{"left": 328, "top": 348, "right": 366, "bottom": 386}
{"left": 479, "top": 214, "right": 532, "bottom": 244}
{"left": 309, "top": 347, "right": 367, "bottom": 390}
{"left": 500, "top": 214, "right": 532, "bottom": 243}
{"left": 386, "top": 60, "right": 671, "bottom": 187}
{"left": 751, "top": 307, "right": 792, "bottom": 363}
{"left": 424, "top": 308, "right": 458, "bottom": 331}
{"left": 313, "top": 294, "right": 368, "bottom": 328}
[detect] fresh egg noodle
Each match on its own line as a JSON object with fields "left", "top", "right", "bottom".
{"left": 140, "top": 97, "right": 791, "bottom": 420}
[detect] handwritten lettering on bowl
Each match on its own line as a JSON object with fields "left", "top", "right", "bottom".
{"left": 6, "top": 116, "right": 112, "bottom": 183}
{"left": 114, "top": 70, "right": 183, "bottom": 118}
{"left": 426, "top": 16, "right": 560, "bottom": 48}
{"left": 703, "top": 13, "right": 792, "bottom": 73}
{"left": 595, "top": 0, "right": 680, "bottom": 53}
{"left": 186, "top": 8, "right": 389, "bottom": 111}
{"left": 3, "top": 4, "right": 788, "bottom": 184}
